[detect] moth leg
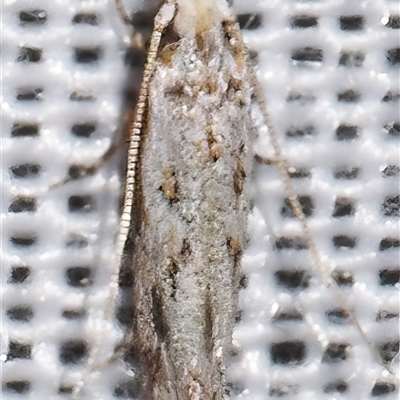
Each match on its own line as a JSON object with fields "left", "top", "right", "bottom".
{"left": 48, "top": 133, "right": 123, "bottom": 190}
{"left": 246, "top": 31, "right": 389, "bottom": 373}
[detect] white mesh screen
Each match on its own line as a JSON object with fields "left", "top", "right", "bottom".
{"left": 1, "top": 0, "right": 399, "bottom": 399}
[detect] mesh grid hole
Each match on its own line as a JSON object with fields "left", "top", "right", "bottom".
{"left": 74, "top": 47, "right": 102, "bottom": 64}
{"left": 322, "top": 343, "right": 349, "bottom": 363}
{"left": 272, "top": 310, "right": 303, "bottom": 322}
{"left": 71, "top": 122, "right": 97, "bottom": 137}
{"left": 59, "top": 340, "right": 88, "bottom": 364}
{"left": 7, "top": 305, "right": 34, "bottom": 322}
{"left": 124, "top": 46, "right": 146, "bottom": 68}
{"left": 66, "top": 233, "right": 89, "bottom": 248}
{"left": 383, "top": 122, "right": 400, "bottom": 137}
{"left": 290, "top": 15, "right": 318, "bottom": 29}
{"left": 274, "top": 270, "right": 310, "bottom": 290}
{"left": 72, "top": 13, "right": 99, "bottom": 25}
{"left": 247, "top": 49, "right": 259, "bottom": 66}
{"left": 379, "top": 237, "right": 399, "bottom": 251}
{"left": 382, "top": 195, "right": 400, "bottom": 217}
{"left": 19, "top": 9, "right": 47, "bottom": 25}
{"left": 339, "top": 51, "right": 365, "bottom": 67}
{"left": 8, "top": 266, "right": 31, "bottom": 284}
{"left": 70, "top": 91, "right": 95, "bottom": 101}
{"left": 332, "top": 197, "right": 355, "bottom": 218}
{"left": 9, "top": 196, "right": 37, "bottom": 213}
{"left": 378, "top": 341, "right": 399, "bottom": 363}
{"left": 336, "top": 124, "right": 359, "bottom": 141}
{"left": 236, "top": 14, "right": 263, "bottom": 30}
{"left": 286, "top": 92, "right": 316, "bottom": 103}
{"left": 275, "top": 237, "right": 308, "bottom": 250}
{"left": 333, "top": 235, "right": 357, "bottom": 249}
{"left": 116, "top": 306, "right": 134, "bottom": 328}
{"left": 281, "top": 195, "right": 314, "bottom": 217}
{"left": 16, "top": 87, "right": 43, "bottom": 101}
{"left": 11, "top": 123, "right": 40, "bottom": 138}
{"left": 114, "top": 381, "right": 140, "bottom": 398}
{"left": 386, "top": 48, "right": 400, "bottom": 65}
{"left": 339, "top": 16, "right": 364, "bottom": 31}
{"left": 323, "top": 380, "right": 348, "bottom": 393}
{"left": 331, "top": 270, "right": 354, "bottom": 286}
{"left": 325, "top": 308, "right": 350, "bottom": 324}
{"left": 269, "top": 384, "right": 297, "bottom": 397}
{"left": 386, "top": 15, "right": 400, "bottom": 29}
{"left": 338, "top": 89, "right": 361, "bottom": 103}
{"left": 17, "top": 46, "right": 42, "bottom": 62}
{"left": 382, "top": 91, "right": 400, "bottom": 102}
{"left": 333, "top": 167, "right": 360, "bottom": 180}
{"left": 288, "top": 167, "right": 311, "bottom": 179}
{"left": 381, "top": 164, "right": 400, "bottom": 178}
{"left": 291, "top": 47, "right": 323, "bottom": 63}
{"left": 4, "top": 381, "right": 31, "bottom": 394}
{"left": 371, "top": 381, "right": 396, "bottom": 397}
{"left": 270, "top": 341, "right": 306, "bottom": 365}
{"left": 59, "top": 386, "right": 74, "bottom": 394}
{"left": 10, "top": 234, "right": 37, "bottom": 247}
{"left": 68, "top": 195, "right": 95, "bottom": 213}
{"left": 62, "top": 309, "right": 86, "bottom": 319}
{"left": 286, "top": 125, "right": 315, "bottom": 138}
{"left": 68, "top": 164, "right": 97, "bottom": 180}
{"left": 376, "top": 310, "right": 399, "bottom": 321}
{"left": 379, "top": 269, "right": 400, "bottom": 286}
{"left": 9, "top": 163, "right": 41, "bottom": 178}
{"left": 65, "top": 266, "right": 92, "bottom": 287}
{"left": 239, "top": 275, "right": 248, "bottom": 289}
{"left": 7, "top": 341, "right": 32, "bottom": 360}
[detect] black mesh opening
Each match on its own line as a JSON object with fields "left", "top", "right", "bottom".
{"left": 65, "top": 266, "right": 92, "bottom": 287}
{"left": 379, "top": 269, "right": 400, "bottom": 286}
{"left": 74, "top": 47, "right": 102, "bottom": 63}
{"left": 275, "top": 237, "right": 308, "bottom": 250}
{"left": 371, "top": 381, "right": 396, "bottom": 396}
{"left": 339, "top": 16, "right": 364, "bottom": 31}
{"left": 237, "top": 13, "right": 263, "bottom": 30}
{"left": 8, "top": 266, "right": 31, "bottom": 283}
{"left": 71, "top": 123, "right": 96, "bottom": 137}
{"left": 291, "top": 47, "right": 323, "bottom": 62}
{"left": 73, "top": 13, "right": 99, "bottom": 25}
{"left": 17, "top": 46, "right": 42, "bottom": 62}
{"left": 68, "top": 195, "right": 95, "bottom": 213}
{"left": 7, "top": 305, "right": 34, "bottom": 322}
{"left": 270, "top": 341, "right": 306, "bottom": 365}
{"left": 4, "top": 381, "right": 31, "bottom": 394}
{"left": 7, "top": 341, "right": 32, "bottom": 360}
{"left": 322, "top": 343, "right": 349, "bottom": 363}
{"left": 382, "top": 195, "right": 400, "bottom": 217}
{"left": 333, "top": 235, "right": 357, "bottom": 249}
{"left": 9, "top": 197, "right": 37, "bottom": 213}
{"left": 19, "top": 9, "right": 47, "bottom": 25}
{"left": 336, "top": 124, "right": 359, "bottom": 141}
{"left": 339, "top": 51, "right": 365, "bottom": 67}
{"left": 59, "top": 340, "right": 88, "bottom": 364}
{"left": 290, "top": 15, "right": 318, "bottom": 29}
{"left": 11, "top": 123, "right": 39, "bottom": 137}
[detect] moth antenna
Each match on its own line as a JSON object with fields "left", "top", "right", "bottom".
{"left": 71, "top": 2, "right": 178, "bottom": 398}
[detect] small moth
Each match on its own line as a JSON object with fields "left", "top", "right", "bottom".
{"left": 116, "top": 0, "right": 257, "bottom": 398}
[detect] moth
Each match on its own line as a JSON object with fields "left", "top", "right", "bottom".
{"left": 115, "top": 0, "right": 258, "bottom": 398}
{"left": 113, "top": 1, "right": 390, "bottom": 397}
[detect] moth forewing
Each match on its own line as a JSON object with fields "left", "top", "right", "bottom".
{"left": 129, "top": 0, "right": 256, "bottom": 398}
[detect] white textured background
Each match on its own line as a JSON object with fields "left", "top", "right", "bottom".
{"left": 1, "top": 0, "right": 399, "bottom": 399}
